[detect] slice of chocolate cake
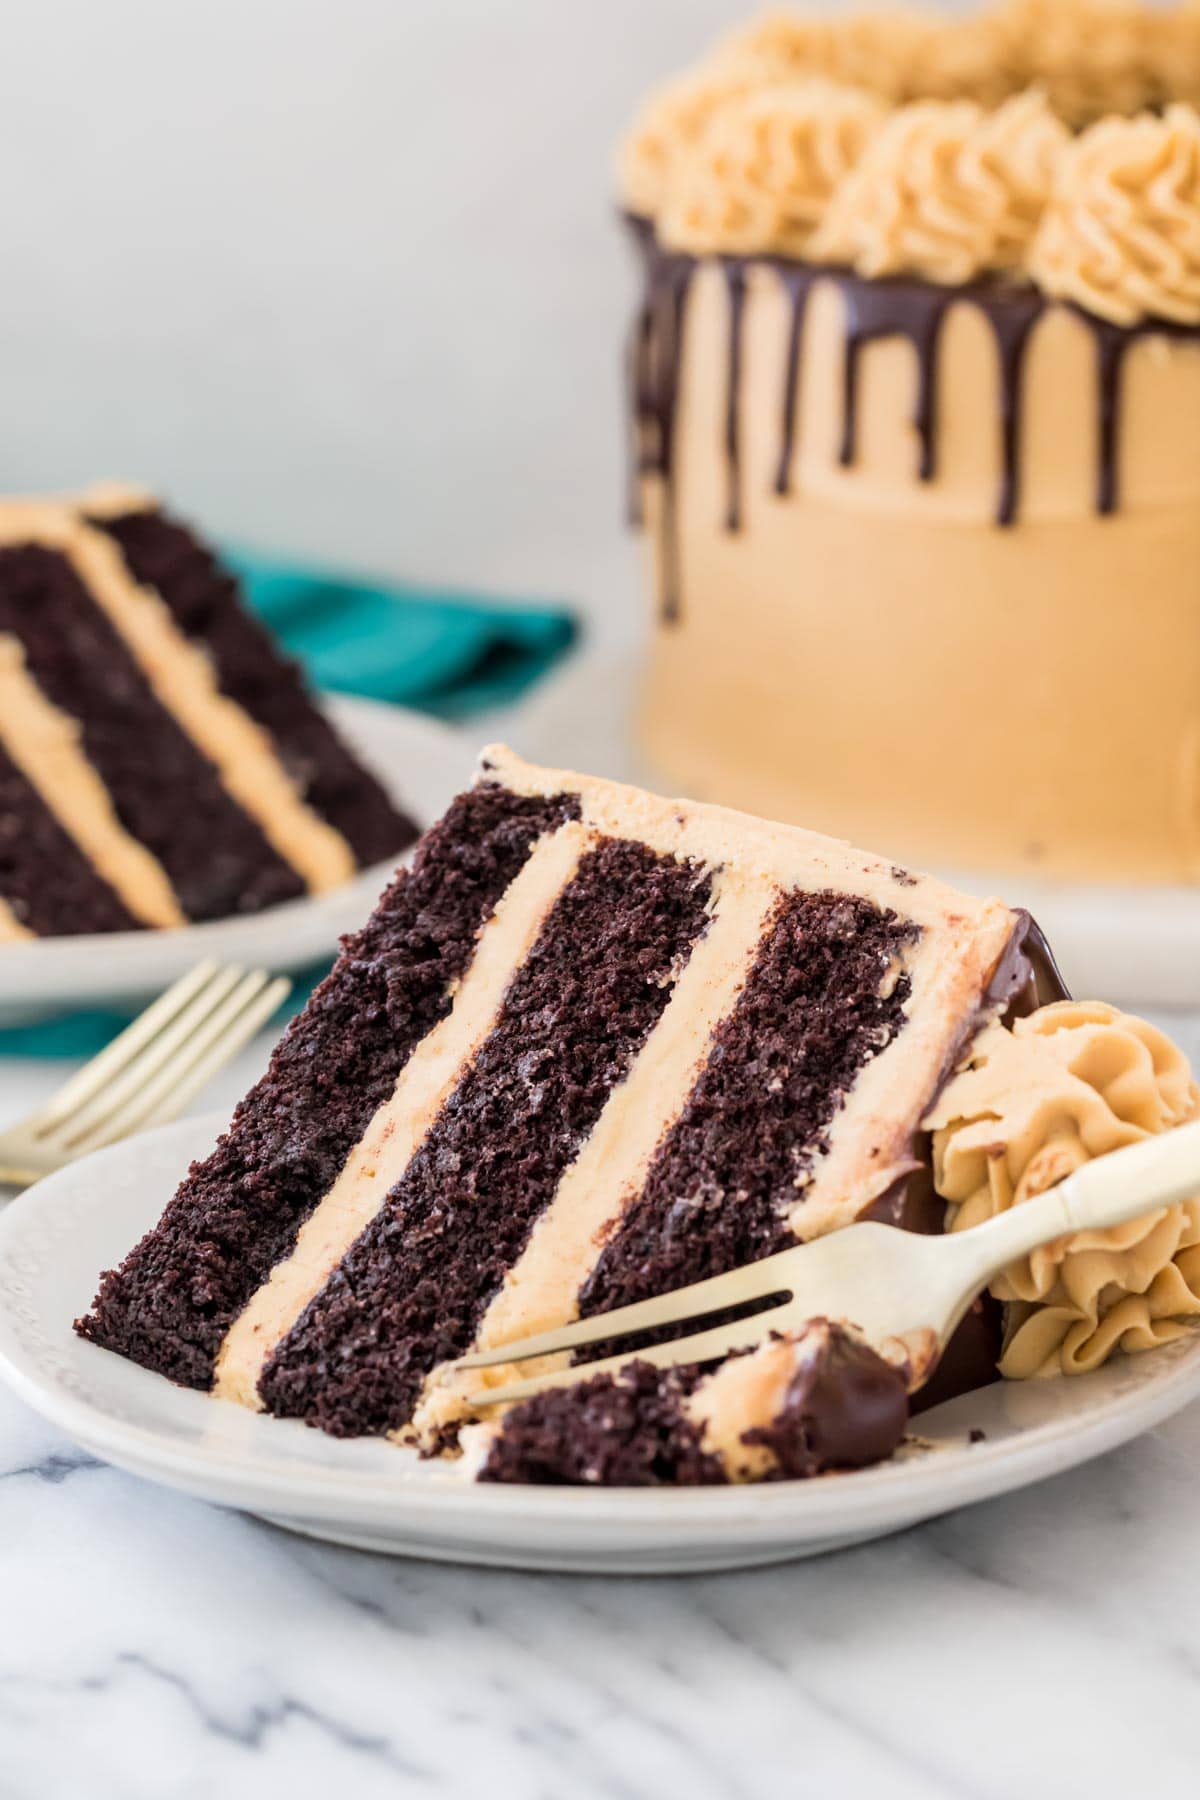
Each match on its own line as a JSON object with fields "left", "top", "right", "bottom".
{"left": 0, "top": 485, "right": 416, "bottom": 938}
{"left": 78, "top": 747, "right": 1074, "bottom": 1484}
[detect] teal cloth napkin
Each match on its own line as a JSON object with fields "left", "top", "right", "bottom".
{"left": 231, "top": 549, "right": 576, "bottom": 721}
{"left": 2, "top": 549, "right": 578, "bottom": 1057}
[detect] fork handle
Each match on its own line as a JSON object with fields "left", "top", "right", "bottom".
{"left": 952, "top": 1118, "right": 1200, "bottom": 1294}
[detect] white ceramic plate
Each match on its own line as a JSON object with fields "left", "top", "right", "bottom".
{"left": 0, "top": 697, "right": 470, "bottom": 1025}
{"left": 3, "top": 1114, "right": 1199, "bottom": 1574}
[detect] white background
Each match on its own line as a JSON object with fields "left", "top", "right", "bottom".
{"left": 0, "top": 0, "right": 784, "bottom": 650}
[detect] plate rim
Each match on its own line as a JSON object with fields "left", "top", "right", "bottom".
{"left": 2, "top": 1114, "right": 1200, "bottom": 1551}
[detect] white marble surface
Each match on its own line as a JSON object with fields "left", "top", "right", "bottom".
{"left": 3, "top": 1007, "right": 1200, "bottom": 1799}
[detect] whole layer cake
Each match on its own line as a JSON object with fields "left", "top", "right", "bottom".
{"left": 0, "top": 484, "right": 416, "bottom": 939}
{"left": 623, "top": 1, "right": 1200, "bottom": 883}
{"left": 77, "top": 750, "right": 1200, "bottom": 1484}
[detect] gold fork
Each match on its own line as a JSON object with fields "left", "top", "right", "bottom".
{"left": 0, "top": 961, "right": 291, "bottom": 1188}
{"left": 455, "top": 1121, "right": 1200, "bottom": 1408}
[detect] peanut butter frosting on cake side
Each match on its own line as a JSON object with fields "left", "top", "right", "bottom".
{"left": 622, "top": 2, "right": 1200, "bottom": 884}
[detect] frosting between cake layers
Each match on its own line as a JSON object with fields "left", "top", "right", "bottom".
{"left": 0, "top": 502, "right": 359, "bottom": 901}
{"left": 213, "top": 822, "right": 593, "bottom": 1406}
{"left": 1029, "top": 106, "right": 1200, "bottom": 325}
{"left": 482, "top": 747, "right": 1016, "bottom": 1245}
{"left": 926, "top": 1000, "right": 1200, "bottom": 1377}
{"left": 0, "top": 634, "right": 184, "bottom": 930}
{"left": 411, "top": 864, "right": 782, "bottom": 1443}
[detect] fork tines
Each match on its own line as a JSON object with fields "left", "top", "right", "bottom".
{"left": 0, "top": 962, "right": 291, "bottom": 1186}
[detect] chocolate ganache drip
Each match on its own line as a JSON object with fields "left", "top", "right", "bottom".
{"left": 722, "top": 259, "right": 749, "bottom": 531}
{"left": 775, "top": 269, "right": 817, "bottom": 497}
{"left": 625, "top": 217, "right": 694, "bottom": 624}
{"left": 859, "top": 908, "right": 1070, "bottom": 1413}
{"left": 624, "top": 216, "right": 1200, "bottom": 624}
{"left": 838, "top": 277, "right": 951, "bottom": 480}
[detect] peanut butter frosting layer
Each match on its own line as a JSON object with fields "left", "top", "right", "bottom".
{"left": 411, "top": 863, "right": 782, "bottom": 1446}
{"left": 622, "top": 2, "right": 1200, "bottom": 321}
{"left": 0, "top": 636, "right": 183, "bottom": 929}
{"left": 213, "top": 824, "right": 593, "bottom": 1408}
{"left": 927, "top": 1001, "right": 1200, "bottom": 1377}
{"left": 400, "top": 749, "right": 1018, "bottom": 1444}
{"left": 481, "top": 748, "right": 1018, "bottom": 1246}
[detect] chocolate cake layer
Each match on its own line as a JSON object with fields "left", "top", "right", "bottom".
{"left": 0, "top": 544, "right": 303, "bottom": 920}
{"left": 579, "top": 890, "right": 917, "bottom": 1321}
{"left": 77, "top": 787, "right": 576, "bottom": 1386}
{"left": 95, "top": 508, "right": 416, "bottom": 868}
{"left": 258, "top": 839, "right": 714, "bottom": 1437}
{"left": 0, "top": 741, "right": 140, "bottom": 935}
{"left": 477, "top": 1362, "right": 725, "bottom": 1486}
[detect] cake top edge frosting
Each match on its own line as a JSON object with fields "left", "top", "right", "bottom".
{"left": 620, "top": 2, "right": 1200, "bottom": 324}
{"left": 475, "top": 742, "right": 1018, "bottom": 938}
{"left": 0, "top": 481, "right": 158, "bottom": 525}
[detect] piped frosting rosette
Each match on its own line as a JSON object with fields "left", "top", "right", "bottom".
{"left": 617, "top": 63, "right": 766, "bottom": 220}
{"left": 715, "top": 8, "right": 936, "bottom": 101}
{"left": 810, "top": 89, "right": 1068, "bottom": 282}
{"left": 926, "top": 1001, "right": 1200, "bottom": 1378}
{"left": 619, "top": 5, "right": 1200, "bottom": 323}
{"left": 659, "top": 80, "right": 886, "bottom": 259}
{"left": 997, "top": 0, "right": 1157, "bottom": 126}
{"left": 1029, "top": 105, "right": 1200, "bottom": 325}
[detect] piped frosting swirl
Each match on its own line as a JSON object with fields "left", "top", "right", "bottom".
{"left": 926, "top": 1001, "right": 1200, "bottom": 1379}
{"left": 1029, "top": 105, "right": 1200, "bottom": 324}
{"left": 659, "top": 80, "right": 886, "bottom": 259}
{"left": 621, "top": 3, "right": 1200, "bottom": 321}
{"left": 811, "top": 90, "right": 1068, "bottom": 282}
{"left": 617, "top": 64, "right": 764, "bottom": 221}
{"left": 715, "top": 8, "right": 935, "bottom": 101}
{"left": 1002, "top": 0, "right": 1159, "bottom": 127}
